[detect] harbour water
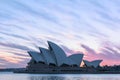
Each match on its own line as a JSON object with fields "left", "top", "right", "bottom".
{"left": 0, "top": 72, "right": 120, "bottom": 80}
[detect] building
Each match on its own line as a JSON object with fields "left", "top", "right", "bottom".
{"left": 15, "top": 41, "right": 103, "bottom": 73}
{"left": 26, "top": 41, "right": 84, "bottom": 72}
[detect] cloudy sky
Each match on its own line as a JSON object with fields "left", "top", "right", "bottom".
{"left": 0, "top": 0, "right": 120, "bottom": 68}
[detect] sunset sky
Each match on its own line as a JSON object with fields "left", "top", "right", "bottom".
{"left": 0, "top": 0, "right": 120, "bottom": 68}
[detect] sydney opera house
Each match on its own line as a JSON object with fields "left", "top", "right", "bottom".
{"left": 15, "top": 41, "right": 103, "bottom": 73}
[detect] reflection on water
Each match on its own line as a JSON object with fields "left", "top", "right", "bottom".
{"left": 0, "top": 72, "right": 120, "bottom": 80}
{"left": 29, "top": 75, "right": 120, "bottom": 80}
{"left": 30, "top": 76, "right": 65, "bottom": 80}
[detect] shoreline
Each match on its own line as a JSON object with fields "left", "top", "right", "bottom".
{"left": 14, "top": 71, "right": 120, "bottom": 74}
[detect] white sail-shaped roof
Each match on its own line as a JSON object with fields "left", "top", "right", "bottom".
{"left": 39, "top": 47, "right": 56, "bottom": 65}
{"left": 83, "top": 60, "right": 102, "bottom": 68}
{"left": 28, "top": 51, "right": 45, "bottom": 63}
{"left": 64, "top": 58, "right": 76, "bottom": 65}
{"left": 48, "top": 41, "right": 68, "bottom": 66}
{"left": 68, "top": 54, "right": 84, "bottom": 66}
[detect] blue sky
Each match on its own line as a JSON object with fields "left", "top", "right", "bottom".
{"left": 0, "top": 0, "right": 120, "bottom": 68}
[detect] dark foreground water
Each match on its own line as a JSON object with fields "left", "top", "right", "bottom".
{"left": 0, "top": 72, "right": 120, "bottom": 80}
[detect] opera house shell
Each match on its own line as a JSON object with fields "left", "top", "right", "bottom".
{"left": 83, "top": 60, "right": 102, "bottom": 68}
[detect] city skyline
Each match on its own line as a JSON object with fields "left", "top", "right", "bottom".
{"left": 0, "top": 0, "right": 120, "bottom": 68}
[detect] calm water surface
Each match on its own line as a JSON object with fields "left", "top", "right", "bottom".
{"left": 0, "top": 72, "right": 120, "bottom": 80}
